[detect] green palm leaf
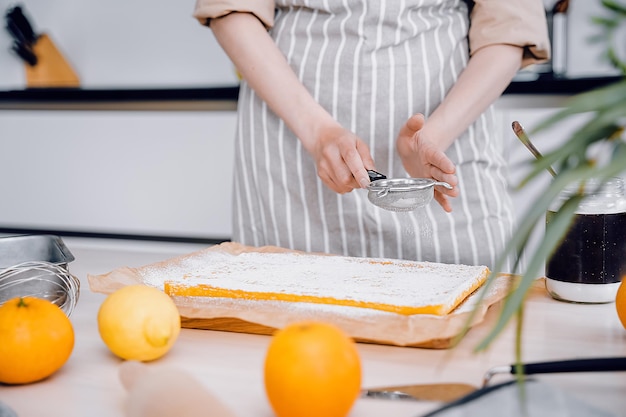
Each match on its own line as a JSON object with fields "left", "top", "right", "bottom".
{"left": 601, "top": 0, "right": 626, "bottom": 15}
{"left": 459, "top": 2, "right": 626, "bottom": 359}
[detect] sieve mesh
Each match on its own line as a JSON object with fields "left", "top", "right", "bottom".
{"left": 367, "top": 177, "right": 451, "bottom": 212}
{"left": 368, "top": 188, "right": 433, "bottom": 212}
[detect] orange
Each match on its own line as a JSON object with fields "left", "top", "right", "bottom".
{"left": 0, "top": 297, "right": 75, "bottom": 384}
{"left": 264, "top": 321, "right": 361, "bottom": 417}
{"left": 616, "top": 278, "right": 626, "bottom": 329}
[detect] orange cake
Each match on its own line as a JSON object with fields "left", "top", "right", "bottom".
{"left": 157, "top": 251, "right": 490, "bottom": 316}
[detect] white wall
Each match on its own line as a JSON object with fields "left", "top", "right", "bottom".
{"left": 0, "top": 0, "right": 238, "bottom": 89}
{"left": 566, "top": 0, "right": 624, "bottom": 77}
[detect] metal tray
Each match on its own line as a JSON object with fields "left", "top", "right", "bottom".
{"left": 0, "top": 234, "right": 75, "bottom": 268}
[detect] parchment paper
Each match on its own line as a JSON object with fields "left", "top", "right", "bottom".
{"left": 87, "top": 242, "right": 513, "bottom": 348}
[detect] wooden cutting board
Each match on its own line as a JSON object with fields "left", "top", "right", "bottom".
{"left": 88, "top": 242, "right": 517, "bottom": 349}
{"left": 178, "top": 315, "right": 465, "bottom": 348}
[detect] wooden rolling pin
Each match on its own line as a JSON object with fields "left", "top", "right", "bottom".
{"left": 119, "top": 361, "right": 238, "bottom": 417}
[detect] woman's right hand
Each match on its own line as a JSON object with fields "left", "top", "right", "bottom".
{"left": 307, "top": 124, "right": 375, "bottom": 194}
{"left": 210, "top": 13, "right": 374, "bottom": 194}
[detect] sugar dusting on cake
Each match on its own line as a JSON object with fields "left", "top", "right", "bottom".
{"left": 139, "top": 250, "right": 489, "bottom": 316}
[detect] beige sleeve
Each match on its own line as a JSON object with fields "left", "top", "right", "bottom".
{"left": 193, "top": 0, "right": 276, "bottom": 28}
{"left": 468, "top": 0, "right": 551, "bottom": 68}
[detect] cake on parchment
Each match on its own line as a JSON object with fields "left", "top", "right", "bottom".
{"left": 159, "top": 251, "right": 489, "bottom": 316}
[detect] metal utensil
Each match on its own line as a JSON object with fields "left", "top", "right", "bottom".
{"left": 361, "top": 382, "right": 476, "bottom": 402}
{"left": 482, "top": 356, "right": 626, "bottom": 386}
{"left": 0, "top": 235, "right": 79, "bottom": 317}
{"left": 0, "top": 261, "right": 80, "bottom": 317}
{"left": 361, "top": 357, "right": 626, "bottom": 402}
{"left": 366, "top": 170, "right": 452, "bottom": 212}
{"left": 512, "top": 121, "right": 557, "bottom": 178}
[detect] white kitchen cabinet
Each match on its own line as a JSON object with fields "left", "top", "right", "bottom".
{"left": 0, "top": 110, "right": 237, "bottom": 240}
{"left": 1, "top": 93, "right": 621, "bottom": 245}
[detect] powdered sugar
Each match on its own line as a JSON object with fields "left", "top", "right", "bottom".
{"left": 140, "top": 250, "right": 488, "bottom": 315}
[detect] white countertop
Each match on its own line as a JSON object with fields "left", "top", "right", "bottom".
{"left": 1, "top": 237, "right": 625, "bottom": 416}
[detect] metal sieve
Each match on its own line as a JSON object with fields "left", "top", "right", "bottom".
{"left": 367, "top": 170, "right": 452, "bottom": 212}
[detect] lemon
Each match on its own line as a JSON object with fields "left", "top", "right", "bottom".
{"left": 98, "top": 285, "right": 181, "bottom": 361}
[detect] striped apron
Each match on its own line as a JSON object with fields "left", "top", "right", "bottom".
{"left": 231, "top": 0, "right": 514, "bottom": 269}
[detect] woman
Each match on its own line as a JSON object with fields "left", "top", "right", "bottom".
{"left": 194, "top": 0, "right": 549, "bottom": 269}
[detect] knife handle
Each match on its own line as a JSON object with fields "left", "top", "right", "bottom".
{"left": 520, "top": 357, "right": 626, "bottom": 375}
{"left": 483, "top": 357, "right": 626, "bottom": 386}
{"left": 6, "top": 6, "right": 37, "bottom": 44}
{"left": 11, "top": 41, "right": 38, "bottom": 66}
{"left": 6, "top": 19, "right": 28, "bottom": 45}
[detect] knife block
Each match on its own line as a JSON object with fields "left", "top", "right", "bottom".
{"left": 25, "top": 33, "right": 80, "bottom": 88}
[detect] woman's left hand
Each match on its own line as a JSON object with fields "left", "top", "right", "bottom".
{"left": 396, "top": 114, "right": 459, "bottom": 212}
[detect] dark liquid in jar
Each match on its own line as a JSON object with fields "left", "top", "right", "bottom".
{"left": 546, "top": 211, "right": 626, "bottom": 284}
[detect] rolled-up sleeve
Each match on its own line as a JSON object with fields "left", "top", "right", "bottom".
{"left": 193, "top": 0, "right": 276, "bottom": 28}
{"left": 468, "top": 0, "right": 551, "bottom": 68}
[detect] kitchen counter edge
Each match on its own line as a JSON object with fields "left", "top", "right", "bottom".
{"left": 0, "top": 75, "right": 622, "bottom": 111}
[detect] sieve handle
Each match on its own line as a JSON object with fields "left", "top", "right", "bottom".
{"left": 433, "top": 181, "right": 453, "bottom": 190}
{"left": 367, "top": 170, "right": 387, "bottom": 182}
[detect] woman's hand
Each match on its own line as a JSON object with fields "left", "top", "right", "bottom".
{"left": 308, "top": 124, "right": 375, "bottom": 194}
{"left": 396, "top": 114, "right": 459, "bottom": 212}
{"left": 210, "top": 13, "right": 373, "bottom": 195}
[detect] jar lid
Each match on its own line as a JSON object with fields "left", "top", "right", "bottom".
{"left": 565, "top": 177, "right": 623, "bottom": 193}
{"left": 557, "top": 177, "right": 626, "bottom": 214}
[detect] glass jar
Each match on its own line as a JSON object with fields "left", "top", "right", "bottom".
{"left": 545, "top": 177, "right": 626, "bottom": 303}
